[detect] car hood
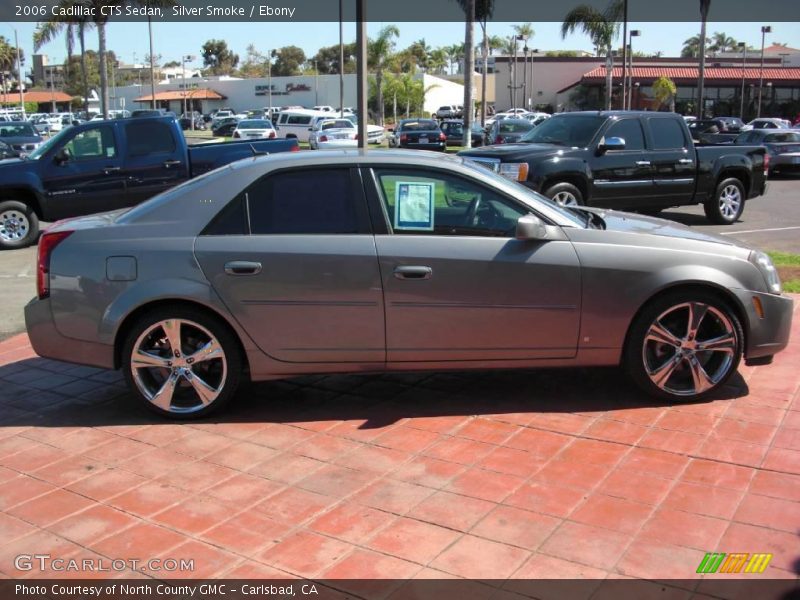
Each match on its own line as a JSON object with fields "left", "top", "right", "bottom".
{"left": 584, "top": 208, "right": 745, "bottom": 248}
{"left": 460, "top": 143, "right": 566, "bottom": 161}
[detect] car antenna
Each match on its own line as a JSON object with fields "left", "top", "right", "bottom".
{"left": 249, "top": 144, "right": 269, "bottom": 157}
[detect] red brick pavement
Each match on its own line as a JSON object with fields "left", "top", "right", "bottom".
{"left": 0, "top": 299, "right": 798, "bottom": 596}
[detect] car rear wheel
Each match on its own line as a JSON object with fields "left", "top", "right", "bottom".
{"left": 625, "top": 291, "right": 743, "bottom": 401}
{"left": 0, "top": 200, "right": 39, "bottom": 250}
{"left": 122, "top": 307, "right": 242, "bottom": 419}
{"left": 544, "top": 182, "right": 584, "bottom": 207}
{"left": 704, "top": 177, "right": 744, "bottom": 224}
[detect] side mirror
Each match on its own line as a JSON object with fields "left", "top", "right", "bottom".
{"left": 515, "top": 214, "right": 548, "bottom": 241}
{"left": 598, "top": 136, "right": 626, "bottom": 153}
{"left": 54, "top": 149, "right": 69, "bottom": 165}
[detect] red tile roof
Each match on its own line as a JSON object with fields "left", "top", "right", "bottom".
{"left": 0, "top": 90, "right": 74, "bottom": 103}
{"left": 133, "top": 88, "right": 226, "bottom": 102}
{"left": 581, "top": 66, "right": 800, "bottom": 83}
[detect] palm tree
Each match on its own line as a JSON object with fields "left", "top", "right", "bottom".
{"left": 427, "top": 48, "right": 447, "bottom": 75}
{"left": 561, "top": 0, "right": 623, "bottom": 110}
{"left": 710, "top": 31, "right": 737, "bottom": 54}
{"left": 472, "top": 0, "right": 495, "bottom": 127}
{"left": 368, "top": 25, "right": 399, "bottom": 125}
{"left": 487, "top": 35, "right": 504, "bottom": 56}
{"left": 696, "top": 0, "right": 711, "bottom": 118}
{"left": 681, "top": 34, "right": 709, "bottom": 58}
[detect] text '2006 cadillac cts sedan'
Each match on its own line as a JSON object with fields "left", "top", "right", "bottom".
{"left": 25, "top": 150, "right": 793, "bottom": 419}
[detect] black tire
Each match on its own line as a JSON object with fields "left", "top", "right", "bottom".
{"left": 121, "top": 306, "right": 243, "bottom": 420}
{"left": 704, "top": 177, "right": 745, "bottom": 225}
{"left": 0, "top": 200, "right": 40, "bottom": 250}
{"left": 625, "top": 290, "right": 743, "bottom": 402}
{"left": 544, "top": 182, "right": 584, "bottom": 207}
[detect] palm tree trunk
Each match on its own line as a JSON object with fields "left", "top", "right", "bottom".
{"left": 376, "top": 69, "right": 384, "bottom": 125}
{"left": 79, "top": 25, "right": 89, "bottom": 115}
{"left": 98, "top": 21, "right": 109, "bottom": 118}
{"left": 462, "top": 0, "right": 474, "bottom": 148}
{"left": 605, "top": 50, "right": 613, "bottom": 110}
{"left": 696, "top": 7, "right": 709, "bottom": 118}
{"left": 480, "top": 20, "right": 488, "bottom": 128}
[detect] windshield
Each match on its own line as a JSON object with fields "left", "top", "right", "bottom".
{"left": 402, "top": 120, "right": 438, "bottom": 131}
{"left": 321, "top": 120, "right": 355, "bottom": 130}
{"left": 499, "top": 120, "right": 533, "bottom": 134}
{"left": 0, "top": 123, "right": 37, "bottom": 137}
{"left": 764, "top": 132, "right": 800, "bottom": 143}
{"left": 237, "top": 120, "right": 272, "bottom": 129}
{"left": 26, "top": 127, "right": 72, "bottom": 160}
{"left": 520, "top": 115, "right": 606, "bottom": 147}
{"left": 460, "top": 158, "right": 586, "bottom": 228}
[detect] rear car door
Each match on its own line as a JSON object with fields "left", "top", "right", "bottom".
{"left": 194, "top": 166, "right": 385, "bottom": 364}
{"left": 122, "top": 119, "right": 189, "bottom": 206}
{"left": 590, "top": 117, "right": 655, "bottom": 208}
{"left": 366, "top": 166, "right": 581, "bottom": 362}
{"left": 40, "top": 124, "right": 127, "bottom": 219}
{"left": 645, "top": 116, "right": 697, "bottom": 205}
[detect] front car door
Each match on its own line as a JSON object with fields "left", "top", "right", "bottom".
{"left": 645, "top": 116, "right": 697, "bottom": 205}
{"left": 590, "top": 117, "right": 655, "bottom": 208}
{"left": 194, "top": 166, "right": 385, "bottom": 364}
{"left": 122, "top": 119, "right": 188, "bottom": 206}
{"left": 40, "top": 124, "right": 126, "bottom": 219}
{"left": 365, "top": 166, "right": 581, "bottom": 362}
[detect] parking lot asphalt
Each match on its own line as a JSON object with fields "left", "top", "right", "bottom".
{"left": 3, "top": 177, "right": 798, "bottom": 340}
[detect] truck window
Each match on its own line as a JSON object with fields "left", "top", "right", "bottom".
{"left": 604, "top": 119, "right": 645, "bottom": 150}
{"left": 248, "top": 169, "right": 358, "bottom": 234}
{"left": 286, "top": 115, "right": 312, "bottom": 125}
{"left": 125, "top": 121, "right": 176, "bottom": 156}
{"left": 63, "top": 126, "right": 116, "bottom": 160}
{"left": 648, "top": 118, "right": 687, "bottom": 150}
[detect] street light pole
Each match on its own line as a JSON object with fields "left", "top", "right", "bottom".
{"left": 338, "top": 0, "right": 344, "bottom": 118}
{"left": 13, "top": 28, "right": 25, "bottom": 118}
{"left": 627, "top": 30, "right": 640, "bottom": 110}
{"left": 268, "top": 51, "right": 273, "bottom": 119}
{"left": 757, "top": 25, "right": 771, "bottom": 118}
{"left": 738, "top": 42, "right": 747, "bottom": 120}
{"left": 148, "top": 16, "right": 156, "bottom": 109}
{"left": 522, "top": 45, "right": 528, "bottom": 110}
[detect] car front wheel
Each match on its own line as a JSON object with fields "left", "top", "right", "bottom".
{"left": 625, "top": 291, "right": 743, "bottom": 401}
{"left": 122, "top": 307, "right": 242, "bottom": 419}
{"left": 0, "top": 200, "right": 40, "bottom": 250}
{"left": 544, "top": 182, "right": 584, "bottom": 208}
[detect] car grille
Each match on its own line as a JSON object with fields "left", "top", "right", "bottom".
{"left": 12, "top": 143, "right": 37, "bottom": 152}
{"left": 465, "top": 156, "right": 501, "bottom": 173}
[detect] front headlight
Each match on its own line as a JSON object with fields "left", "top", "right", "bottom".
{"left": 750, "top": 250, "right": 782, "bottom": 295}
{"left": 498, "top": 162, "right": 529, "bottom": 182}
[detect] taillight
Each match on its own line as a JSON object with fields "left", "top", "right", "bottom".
{"left": 763, "top": 152, "right": 770, "bottom": 176}
{"left": 439, "top": 132, "right": 446, "bottom": 141}
{"left": 355, "top": 134, "right": 359, "bottom": 140}
{"left": 37, "top": 230, "right": 73, "bottom": 299}
{"left": 269, "top": 131, "right": 276, "bottom": 139}
{"left": 319, "top": 135, "right": 328, "bottom": 142}
{"left": 290, "top": 144, "right": 300, "bottom": 152}
{"left": 495, "top": 136, "right": 504, "bottom": 144}
{"left": 233, "top": 131, "right": 240, "bottom": 138}
{"left": 400, "top": 134, "right": 408, "bottom": 143}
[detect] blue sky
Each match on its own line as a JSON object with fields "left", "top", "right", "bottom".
{"left": 8, "top": 21, "right": 800, "bottom": 69}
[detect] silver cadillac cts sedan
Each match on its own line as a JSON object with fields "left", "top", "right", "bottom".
{"left": 25, "top": 150, "right": 793, "bottom": 419}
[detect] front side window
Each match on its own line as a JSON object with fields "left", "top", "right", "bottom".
{"left": 248, "top": 168, "right": 358, "bottom": 234}
{"left": 63, "top": 126, "right": 117, "bottom": 160}
{"left": 373, "top": 168, "right": 529, "bottom": 237}
{"left": 521, "top": 115, "right": 605, "bottom": 147}
{"left": 604, "top": 119, "right": 645, "bottom": 151}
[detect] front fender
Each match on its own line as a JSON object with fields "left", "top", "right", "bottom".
{"left": 528, "top": 158, "right": 591, "bottom": 196}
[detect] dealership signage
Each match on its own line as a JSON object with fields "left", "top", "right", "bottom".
{"left": 255, "top": 83, "right": 312, "bottom": 96}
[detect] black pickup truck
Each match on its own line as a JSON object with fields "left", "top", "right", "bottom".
{"left": 0, "top": 116, "right": 299, "bottom": 249}
{"left": 460, "top": 111, "right": 768, "bottom": 225}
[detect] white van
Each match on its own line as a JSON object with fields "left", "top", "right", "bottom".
{"left": 274, "top": 109, "right": 332, "bottom": 142}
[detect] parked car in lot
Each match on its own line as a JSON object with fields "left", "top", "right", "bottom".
{"left": 0, "top": 116, "right": 299, "bottom": 249}
{"left": 439, "top": 120, "right": 484, "bottom": 147}
{"left": 308, "top": 118, "right": 357, "bottom": 149}
{"left": 232, "top": 119, "right": 276, "bottom": 140}
{"left": 460, "top": 111, "right": 769, "bottom": 224}
{"left": 24, "top": 150, "right": 793, "bottom": 418}
{"left": 210, "top": 110, "right": 236, "bottom": 129}
{"left": 393, "top": 119, "right": 446, "bottom": 151}
{"left": 687, "top": 118, "right": 740, "bottom": 144}
{"left": 741, "top": 117, "right": 791, "bottom": 131}
{"left": 485, "top": 118, "right": 535, "bottom": 145}
{"left": 179, "top": 112, "right": 206, "bottom": 130}
{"left": 523, "top": 112, "right": 551, "bottom": 127}
{"left": 735, "top": 129, "right": 800, "bottom": 175}
{"left": 0, "top": 140, "right": 15, "bottom": 159}
{"left": 0, "top": 121, "right": 44, "bottom": 156}
{"left": 211, "top": 118, "right": 239, "bottom": 137}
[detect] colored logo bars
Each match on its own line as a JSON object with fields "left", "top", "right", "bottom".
{"left": 696, "top": 552, "right": 773, "bottom": 574}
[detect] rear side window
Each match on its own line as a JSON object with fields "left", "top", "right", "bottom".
{"left": 248, "top": 169, "right": 359, "bottom": 234}
{"left": 604, "top": 119, "right": 645, "bottom": 150}
{"left": 648, "top": 118, "right": 687, "bottom": 150}
{"left": 125, "top": 121, "right": 176, "bottom": 156}
{"left": 286, "top": 115, "right": 312, "bottom": 125}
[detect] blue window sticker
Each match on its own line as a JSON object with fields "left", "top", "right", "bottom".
{"left": 394, "top": 181, "right": 434, "bottom": 231}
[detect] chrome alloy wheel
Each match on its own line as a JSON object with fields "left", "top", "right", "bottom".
{"left": 0, "top": 209, "right": 29, "bottom": 242}
{"left": 551, "top": 191, "right": 579, "bottom": 207}
{"left": 642, "top": 301, "right": 737, "bottom": 397}
{"left": 130, "top": 319, "right": 227, "bottom": 414}
{"left": 718, "top": 184, "right": 742, "bottom": 221}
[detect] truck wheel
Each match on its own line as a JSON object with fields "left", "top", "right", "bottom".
{"left": 625, "top": 290, "right": 743, "bottom": 402}
{"left": 0, "top": 200, "right": 40, "bottom": 250}
{"left": 122, "top": 306, "right": 243, "bottom": 420}
{"left": 704, "top": 178, "right": 744, "bottom": 224}
{"left": 544, "top": 182, "right": 584, "bottom": 207}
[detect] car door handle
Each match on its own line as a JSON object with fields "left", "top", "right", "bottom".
{"left": 677, "top": 158, "right": 694, "bottom": 164}
{"left": 102, "top": 166, "right": 121, "bottom": 174}
{"left": 635, "top": 160, "right": 651, "bottom": 166}
{"left": 393, "top": 266, "right": 432, "bottom": 280}
{"left": 163, "top": 159, "right": 182, "bottom": 169}
{"left": 224, "top": 261, "right": 262, "bottom": 276}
